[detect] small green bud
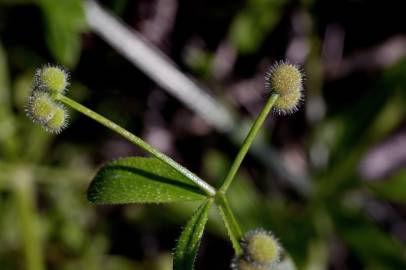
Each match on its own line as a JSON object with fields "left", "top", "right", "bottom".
{"left": 35, "top": 65, "right": 69, "bottom": 93}
{"left": 26, "top": 92, "right": 56, "bottom": 124}
{"left": 265, "top": 61, "right": 304, "bottom": 114}
{"left": 45, "top": 104, "right": 68, "bottom": 134}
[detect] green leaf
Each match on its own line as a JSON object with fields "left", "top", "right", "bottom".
{"left": 369, "top": 169, "right": 406, "bottom": 202}
{"left": 0, "top": 41, "right": 19, "bottom": 159}
{"left": 229, "top": 0, "right": 286, "bottom": 54}
{"left": 174, "top": 199, "right": 213, "bottom": 270}
{"left": 87, "top": 157, "right": 207, "bottom": 204}
{"left": 215, "top": 194, "right": 243, "bottom": 255}
{"left": 331, "top": 204, "right": 406, "bottom": 269}
{"left": 38, "top": 0, "right": 87, "bottom": 67}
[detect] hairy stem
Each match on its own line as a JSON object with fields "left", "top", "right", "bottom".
{"left": 216, "top": 194, "right": 243, "bottom": 256}
{"left": 219, "top": 94, "right": 279, "bottom": 194}
{"left": 53, "top": 93, "right": 216, "bottom": 196}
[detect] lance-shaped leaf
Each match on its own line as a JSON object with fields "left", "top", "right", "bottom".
{"left": 174, "top": 199, "right": 213, "bottom": 270}
{"left": 87, "top": 157, "right": 206, "bottom": 204}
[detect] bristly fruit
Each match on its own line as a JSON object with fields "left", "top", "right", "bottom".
{"left": 45, "top": 104, "right": 68, "bottom": 134}
{"left": 232, "top": 228, "right": 282, "bottom": 270}
{"left": 26, "top": 92, "right": 68, "bottom": 134}
{"left": 244, "top": 229, "right": 281, "bottom": 266}
{"left": 35, "top": 65, "right": 69, "bottom": 93}
{"left": 26, "top": 92, "right": 56, "bottom": 124}
{"left": 265, "top": 61, "right": 304, "bottom": 114}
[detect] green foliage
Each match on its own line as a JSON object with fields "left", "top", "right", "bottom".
{"left": 87, "top": 157, "right": 207, "bottom": 204}
{"left": 216, "top": 194, "right": 244, "bottom": 255}
{"left": 37, "top": 0, "right": 87, "bottom": 67}
{"left": 173, "top": 199, "right": 213, "bottom": 270}
{"left": 0, "top": 41, "right": 18, "bottom": 159}
{"left": 331, "top": 204, "right": 406, "bottom": 270}
{"left": 369, "top": 170, "right": 406, "bottom": 202}
{"left": 230, "top": 0, "right": 286, "bottom": 54}
{"left": 2, "top": 1, "right": 406, "bottom": 269}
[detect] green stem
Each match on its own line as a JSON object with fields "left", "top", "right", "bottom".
{"left": 53, "top": 93, "right": 216, "bottom": 197}
{"left": 216, "top": 194, "right": 243, "bottom": 255}
{"left": 219, "top": 94, "right": 279, "bottom": 194}
{"left": 13, "top": 168, "right": 44, "bottom": 270}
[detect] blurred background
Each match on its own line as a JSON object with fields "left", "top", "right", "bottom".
{"left": 1, "top": 0, "right": 406, "bottom": 269}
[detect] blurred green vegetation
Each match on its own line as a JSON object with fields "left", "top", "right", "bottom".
{"left": 1, "top": 0, "right": 406, "bottom": 269}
